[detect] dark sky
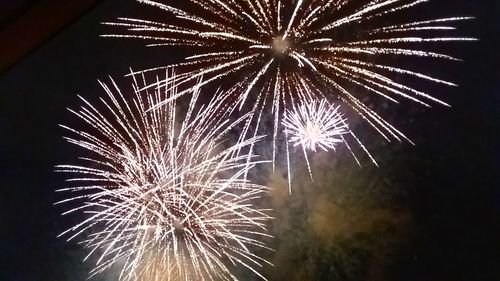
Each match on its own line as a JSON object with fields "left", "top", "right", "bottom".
{"left": 0, "top": 0, "right": 499, "bottom": 280}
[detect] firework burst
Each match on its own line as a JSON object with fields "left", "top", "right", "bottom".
{"left": 56, "top": 71, "right": 272, "bottom": 281}
{"left": 283, "top": 99, "right": 348, "bottom": 153}
{"left": 282, "top": 99, "right": 375, "bottom": 189}
{"left": 104, "top": 0, "right": 474, "bottom": 164}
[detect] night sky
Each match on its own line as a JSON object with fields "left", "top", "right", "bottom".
{"left": 0, "top": 0, "right": 499, "bottom": 280}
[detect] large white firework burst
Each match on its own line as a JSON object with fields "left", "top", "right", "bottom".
{"left": 56, "top": 71, "right": 272, "bottom": 281}
{"left": 104, "top": 0, "right": 475, "bottom": 164}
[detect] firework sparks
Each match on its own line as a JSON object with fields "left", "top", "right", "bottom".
{"left": 282, "top": 99, "right": 376, "bottom": 189}
{"left": 56, "top": 71, "right": 273, "bottom": 281}
{"left": 283, "top": 99, "right": 348, "bottom": 153}
{"left": 104, "top": 0, "right": 474, "bottom": 164}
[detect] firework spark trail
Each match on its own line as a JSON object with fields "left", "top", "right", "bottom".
{"left": 56, "top": 70, "right": 273, "bottom": 281}
{"left": 104, "top": 0, "right": 475, "bottom": 166}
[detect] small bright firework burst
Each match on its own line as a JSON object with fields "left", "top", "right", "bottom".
{"left": 283, "top": 99, "right": 348, "bottom": 153}
{"left": 104, "top": 0, "right": 475, "bottom": 163}
{"left": 282, "top": 99, "right": 376, "bottom": 188}
{"left": 56, "top": 71, "right": 272, "bottom": 281}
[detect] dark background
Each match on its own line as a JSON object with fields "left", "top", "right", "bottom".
{"left": 0, "top": 0, "right": 499, "bottom": 280}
